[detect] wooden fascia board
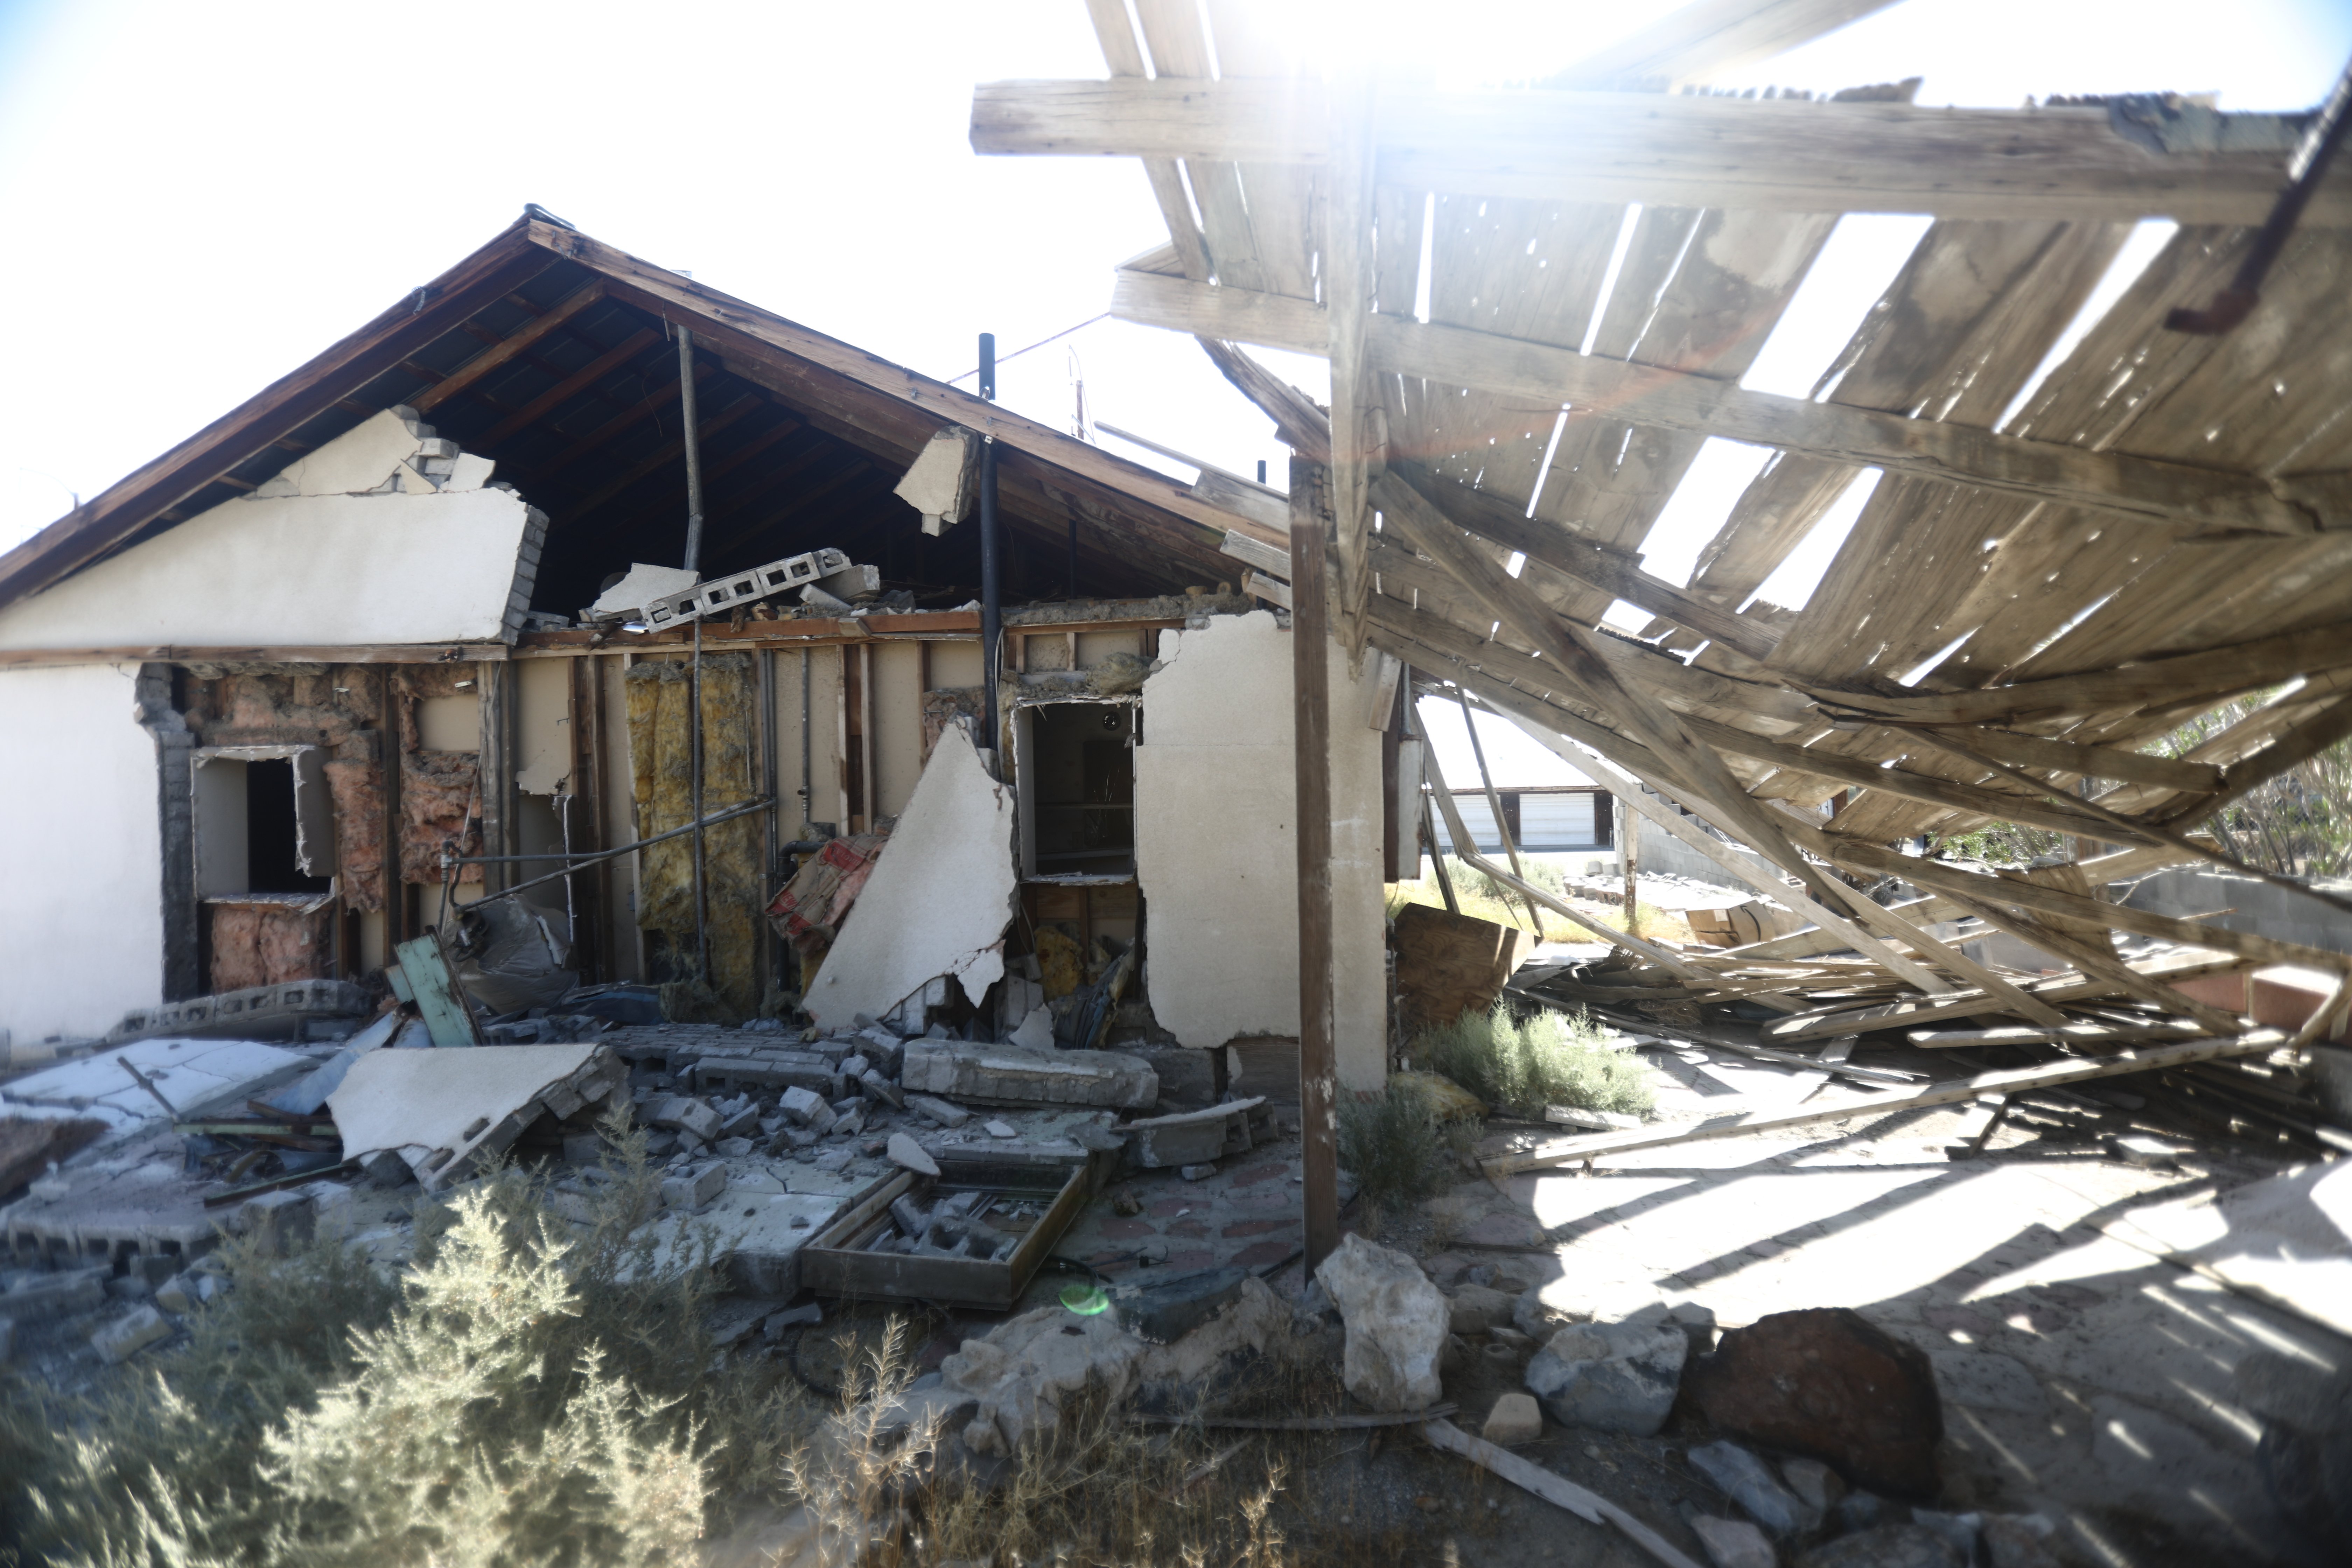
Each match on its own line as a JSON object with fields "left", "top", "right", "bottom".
{"left": 973, "top": 79, "right": 2346, "bottom": 226}
{"left": 1115, "top": 268, "right": 2317, "bottom": 535}
{"left": 0, "top": 221, "right": 554, "bottom": 611}
{"left": 525, "top": 223, "right": 1288, "bottom": 552}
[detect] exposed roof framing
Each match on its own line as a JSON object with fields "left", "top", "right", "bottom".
{"left": 979, "top": 0, "right": 2352, "bottom": 1025}
{"left": 0, "top": 215, "right": 1285, "bottom": 615}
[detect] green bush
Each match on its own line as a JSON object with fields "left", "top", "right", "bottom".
{"left": 1337, "top": 1091, "right": 1459, "bottom": 1213}
{"left": 1416, "top": 1001, "right": 1654, "bottom": 1122}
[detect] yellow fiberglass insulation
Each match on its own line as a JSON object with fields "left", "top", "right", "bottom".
{"left": 626, "top": 654, "right": 762, "bottom": 1018}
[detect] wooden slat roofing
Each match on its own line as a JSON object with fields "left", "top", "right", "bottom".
{"left": 978, "top": 0, "right": 2352, "bottom": 1003}
{"left": 0, "top": 215, "right": 1285, "bottom": 617}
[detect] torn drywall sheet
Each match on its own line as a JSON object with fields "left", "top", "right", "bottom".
{"left": 805, "top": 722, "right": 1017, "bottom": 1029}
{"left": 326, "top": 1043, "right": 622, "bottom": 1190}
{"left": 589, "top": 562, "right": 702, "bottom": 620}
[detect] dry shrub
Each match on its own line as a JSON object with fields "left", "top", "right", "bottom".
{"left": 1418, "top": 1000, "right": 1655, "bottom": 1121}
{"left": 1, "top": 1103, "right": 817, "bottom": 1568}
{"left": 1337, "top": 1091, "right": 1463, "bottom": 1217}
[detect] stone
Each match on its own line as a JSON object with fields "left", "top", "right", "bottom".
{"left": 1109, "top": 1267, "right": 1247, "bottom": 1346}
{"left": 1447, "top": 1283, "right": 1517, "bottom": 1336}
{"left": 1794, "top": 1524, "right": 1963, "bottom": 1568}
{"left": 762, "top": 1302, "right": 824, "bottom": 1338}
{"left": 779, "top": 1086, "right": 836, "bottom": 1132}
{"left": 812, "top": 1148, "right": 853, "bottom": 1173}
{"left": 901, "top": 1039, "right": 1157, "bottom": 1110}
{"left": 859, "top": 1069, "right": 904, "bottom": 1110}
{"left": 941, "top": 1307, "right": 1147, "bottom": 1455}
{"left": 1179, "top": 1163, "right": 1216, "bottom": 1181}
{"left": 662, "top": 1162, "right": 728, "bottom": 1211}
{"left": 1480, "top": 1392, "right": 1543, "bottom": 1447}
{"left": 908, "top": 1094, "right": 970, "bottom": 1128}
{"left": 5, "top": 1268, "right": 106, "bottom": 1316}
{"left": 886, "top": 1133, "right": 939, "bottom": 1176}
{"left": 1683, "top": 1307, "right": 1944, "bottom": 1501}
{"left": 359, "top": 1148, "right": 414, "bottom": 1186}
{"left": 840, "top": 1054, "right": 871, "bottom": 1082}
{"left": 92, "top": 1304, "right": 171, "bottom": 1364}
{"left": 1688, "top": 1442, "right": 1820, "bottom": 1538}
{"left": 985, "top": 1119, "right": 1017, "bottom": 1139}
{"left": 153, "top": 1275, "right": 195, "bottom": 1314}
{"left": 561, "top": 1131, "right": 606, "bottom": 1165}
{"left": 715, "top": 1102, "right": 762, "bottom": 1140}
{"left": 713, "top": 1137, "right": 754, "bottom": 1157}
{"left": 1514, "top": 1284, "right": 1583, "bottom": 1342}
{"left": 1780, "top": 1457, "right": 1845, "bottom": 1514}
{"left": 1669, "top": 1300, "right": 1719, "bottom": 1356}
{"left": 1523, "top": 1320, "right": 1687, "bottom": 1437}
{"left": 1689, "top": 1516, "right": 1777, "bottom": 1568}
{"left": 1544, "top": 1104, "right": 1640, "bottom": 1131}
{"left": 1314, "top": 1234, "right": 1448, "bottom": 1413}
{"left": 1910, "top": 1511, "right": 1978, "bottom": 1563}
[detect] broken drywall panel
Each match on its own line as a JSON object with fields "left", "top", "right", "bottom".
{"left": 895, "top": 427, "right": 981, "bottom": 535}
{"left": 590, "top": 563, "right": 703, "bottom": 620}
{"left": 1134, "top": 611, "right": 1388, "bottom": 1088}
{"left": 0, "top": 664, "right": 166, "bottom": 1043}
{"left": 515, "top": 655, "right": 571, "bottom": 794}
{"left": 0, "top": 485, "right": 537, "bottom": 651}
{"left": 327, "top": 1042, "right": 620, "bottom": 1189}
{"left": 250, "top": 408, "right": 434, "bottom": 498}
{"left": 3, "top": 1037, "right": 314, "bottom": 1140}
{"left": 805, "top": 723, "right": 1017, "bottom": 1029}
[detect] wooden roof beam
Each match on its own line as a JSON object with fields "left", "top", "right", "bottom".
{"left": 477, "top": 326, "right": 663, "bottom": 448}
{"left": 1115, "top": 269, "right": 2328, "bottom": 536}
{"left": 412, "top": 282, "right": 609, "bottom": 413}
{"left": 1545, "top": 0, "right": 1903, "bottom": 89}
{"left": 972, "top": 79, "right": 2349, "bottom": 226}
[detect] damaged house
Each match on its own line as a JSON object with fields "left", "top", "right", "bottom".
{"left": 0, "top": 211, "right": 1393, "bottom": 1083}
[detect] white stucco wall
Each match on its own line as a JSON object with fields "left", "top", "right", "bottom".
{"left": 0, "top": 663, "right": 164, "bottom": 1042}
{"left": 0, "top": 409, "right": 532, "bottom": 651}
{"left": 1136, "top": 611, "right": 1388, "bottom": 1089}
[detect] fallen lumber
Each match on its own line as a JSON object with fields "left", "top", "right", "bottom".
{"left": 1482, "top": 1030, "right": 2287, "bottom": 1176}
{"left": 1510, "top": 985, "right": 1921, "bottom": 1087}
{"left": 1905, "top": 1021, "right": 2206, "bottom": 1049}
{"left": 1762, "top": 949, "right": 2247, "bottom": 1042}
{"left": 1421, "top": 1418, "right": 1704, "bottom": 1568}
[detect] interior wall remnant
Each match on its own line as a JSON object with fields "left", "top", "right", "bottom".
{"left": 626, "top": 654, "right": 762, "bottom": 1015}
{"left": 515, "top": 657, "right": 572, "bottom": 794}
{"left": 133, "top": 663, "right": 201, "bottom": 1001}
{"left": 805, "top": 722, "right": 1017, "bottom": 1030}
{"left": 0, "top": 663, "right": 167, "bottom": 1041}
{"left": 599, "top": 654, "right": 642, "bottom": 981}
{"left": 1135, "top": 611, "right": 1388, "bottom": 1090}
{"left": 0, "top": 408, "right": 542, "bottom": 651}
{"left": 396, "top": 667, "right": 484, "bottom": 887}
{"left": 179, "top": 666, "right": 385, "bottom": 912}
{"left": 873, "top": 640, "right": 925, "bottom": 819}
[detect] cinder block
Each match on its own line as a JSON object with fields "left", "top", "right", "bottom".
{"left": 661, "top": 1163, "right": 728, "bottom": 1211}
{"left": 231, "top": 1190, "right": 316, "bottom": 1256}
{"left": 92, "top": 1305, "right": 171, "bottom": 1364}
{"left": 643, "top": 548, "right": 850, "bottom": 628}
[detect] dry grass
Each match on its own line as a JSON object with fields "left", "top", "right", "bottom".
{"left": 1414, "top": 1000, "right": 1656, "bottom": 1122}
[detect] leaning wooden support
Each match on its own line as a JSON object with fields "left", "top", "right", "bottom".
{"left": 1483, "top": 1030, "right": 2287, "bottom": 1176}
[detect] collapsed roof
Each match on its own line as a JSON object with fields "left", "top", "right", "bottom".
{"left": 975, "top": 2, "right": 2352, "bottom": 1020}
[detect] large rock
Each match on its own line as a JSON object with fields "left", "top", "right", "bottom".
{"left": 1523, "top": 1319, "right": 1687, "bottom": 1436}
{"left": 1689, "top": 1516, "right": 1775, "bottom": 1568}
{"left": 1682, "top": 1307, "right": 1944, "bottom": 1500}
{"left": 1314, "top": 1233, "right": 1448, "bottom": 1412}
{"left": 1447, "top": 1282, "right": 1518, "bottom": 1335}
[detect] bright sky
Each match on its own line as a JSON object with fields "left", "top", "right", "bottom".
{"left": 2, "top": 0, "right": 2344, "bottom": 785}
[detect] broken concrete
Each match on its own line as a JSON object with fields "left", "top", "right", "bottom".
{"left": 327, "top": 1043, "right": 622, "bottom": 1191}
{"left": 1479, "top": 1391, "right": 1542, "bottom": 1447}
{"left": 805, "top": 724, "right": 1016, "bottom": 1031}
{"left": 1314, "top": 1233, "right": 1447, "bottom": 1413}
{"left": 1688, "top": 1440, "right": 1820, "bottom": 1537}
{"left": 91, "top": 1304, "right": 170, "bottom": 1364}
{"left": 901, "top": 1039, "right": 1156, "bottom": 1110}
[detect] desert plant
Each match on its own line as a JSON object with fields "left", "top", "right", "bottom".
{"left": 1336, "top": 1091, "right": 1456, "bottom": 1214}
{"left": 1416, "top": 1000, "right": 1654, "bottom": 1122}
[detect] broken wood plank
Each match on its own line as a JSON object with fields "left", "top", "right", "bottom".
{"left": 1484, "top": 1030, "right": 2288, "bottom": 1175}
{"left": 1893, "top": 723, "right": 2222, "bottom": 794}
{"left": 1763, "top": 948, "right": 2249, "bottom": 1042}
{"left": 1545, "top": 0, "right": 1903, "bottom": 89}
{"left": 1511, "top": 986, "right": 1920, "bottom": 1086}
{"left": 1907, "top": 1021, "right": 2206, "bottom": 1049}
{"left": 392, "top": 931, "right": 482, "bottom": 1047}
{"left": 1421, "top": 1418, "right": 1707, "bottom": 1568}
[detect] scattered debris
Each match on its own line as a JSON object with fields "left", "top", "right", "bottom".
{"left": 1523, "top": 1319, "right": 1688, "bottom": 1436}
{"left": 1479, "top": 1392, "right": 1542, "bottom": 1447}
{"left": 327, "top": 1043, "right": 623, "bottom": 1191}
{"left": 90, "top": 1304, "right": 171, "bottom": 1365}
{"left": 1688, "top": 1440, "right": 1821, "bottom": 1537}
{"left": 901, "top": 1038, "right": 1157, "bottom": 1109}
{"left": 884, "top": 1133, "right": 939, "bottom": 1176}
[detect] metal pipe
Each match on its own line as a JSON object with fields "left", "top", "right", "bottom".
{"left": 978, "top": 332, "right": 1001, "bottom": 755}
{"left": 691, "top": 617, "right": 709, "bottom": 984}
{"left": 761, "top": 646, "right": 778, "bottom": 1001}
{"left": 444, "top": 797, "right": 784, "bottom": 901}
{"left": 1289, "top": 454, "right": 1338, "bottom": 1278}
{"left": 679, "top": 327, "right": 707, "bottom": 570}
{"left": 799, "top": 647, "right": 813, "bottom": 832}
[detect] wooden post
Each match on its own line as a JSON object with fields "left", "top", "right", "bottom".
{"left": 1622, "top": 792, "right": 1640, "bottom": 938}
{"left": 1457, "top": 686, "right": 1544, "bottom": 935}
{"left": 1291, "top": 456, "right": 1339, "bottom": 1278}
